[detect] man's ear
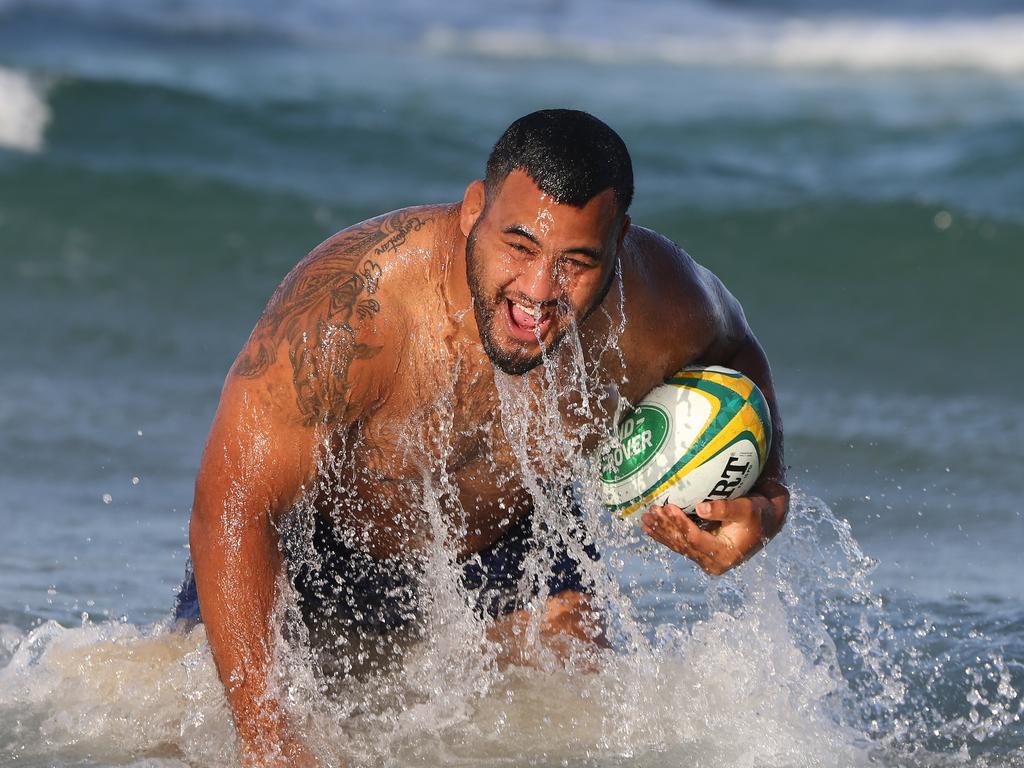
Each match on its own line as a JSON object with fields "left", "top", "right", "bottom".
{"left": 460, "top": 180, "right": 486, "bottom": 237}
{"left": 616, "top": 214, "right": 631, "bottom": 251}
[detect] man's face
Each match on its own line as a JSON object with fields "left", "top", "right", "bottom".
{"left": 462, "top": 170, "right": 626, "bottom": 375}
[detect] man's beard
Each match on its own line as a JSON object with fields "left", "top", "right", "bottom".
{"left": 466, "top": 227, "right": 545, "bottom": 375}
{"left": 465, "top": 224, "right": 616, "bottom": 376}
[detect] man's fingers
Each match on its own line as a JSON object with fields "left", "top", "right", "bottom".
{"left": 645, "top": 504, "right": 719, "bottom": 547}
{"left": 693, "top": 494, "right": 771, "bottom": 524}
{"left": 640, "top": 516, "right": 707, "bottom": 568}
{"left": 641, "top": 482, "right": 791, "bottom": 576}
{"left": 641, "top": 504, "right": 728, "bottom": 571}
{"left": 641, "top": 516, "right": 734, "bottom": 576}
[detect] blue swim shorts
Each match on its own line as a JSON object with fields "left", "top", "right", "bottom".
{"left": 173, "top": 508, "right": 599, "bottom": 633}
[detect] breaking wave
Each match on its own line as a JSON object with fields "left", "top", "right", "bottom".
{"left": 0, "top": 67, "right": 49, "bottom": 153}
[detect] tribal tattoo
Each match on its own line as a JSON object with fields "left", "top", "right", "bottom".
{"left": 373, "top": 215, "right": 426, "bottom": 256}
{"left": 233, "top": 209, "right": 426, "bottom": 426}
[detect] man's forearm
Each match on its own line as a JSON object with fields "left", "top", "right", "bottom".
{"left": 722, "top": 331, "right": 786, "bottom": 486}
{"left": 190, "top": 504, "right": 293, "bottom": 762}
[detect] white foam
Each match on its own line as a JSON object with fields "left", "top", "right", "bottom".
{"left": 2, "top": 497, "right": 1015, "bottom": 766}
{"left": 0, "top": 620, "right": 236, "bottom": 766}
{"left": 0, "top": 67, "right": 49, "bottom": 153}
{"left": 8, "top": 0, "right": 1024, "bottom": 74}
{"left": 0, "top": 607, "right": 867, "bottom": 767}
{"left": 753, "top": 16, "right": 1024, "bottom": 73}
{"left": 423, "top": 14, "right": 1024, "bottom": 74}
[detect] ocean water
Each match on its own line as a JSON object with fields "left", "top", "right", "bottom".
{"left": 1, "top": 0, "right": 1023, "bottom": 765}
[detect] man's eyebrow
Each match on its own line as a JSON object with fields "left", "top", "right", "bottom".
{"left": 502, "top": 224, "right": 541, "bottom": 247}
{"left": 566, "top": 246, "right": 601, "bottom": 262}
{"left": 502, "top": 224, "right": 601, "bottom": 261}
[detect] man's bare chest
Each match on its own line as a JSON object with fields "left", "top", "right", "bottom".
{"left": 317, "top": 358, "right": 622, "bottom": 558}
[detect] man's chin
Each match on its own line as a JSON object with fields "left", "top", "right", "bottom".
{"left": 473, "top": 298, "right": 568, "bottom": 375}
{"left": 479, "top": 328, "right": 546, "bottom": 376}
{"left": 483, "top": 341, "right": 544, "bottom": 376}
{"left": 492, "top": 355, "right": 544, "bottom": 376}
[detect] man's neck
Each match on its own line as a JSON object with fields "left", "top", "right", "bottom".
{"left": 437, "top": 203, "right": 480, "bottom": 344}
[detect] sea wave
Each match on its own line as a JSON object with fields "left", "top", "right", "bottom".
{"left": 423, "top": 15, "right": 1024, "bottom": 74}
{"left": 0, "top": 67, "right": 50, "bottom": 152}
{"left": 4, "top": 0, "right": 1024, "bottom": 74}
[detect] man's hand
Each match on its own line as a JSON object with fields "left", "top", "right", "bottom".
{"left": 639, "top": 479, "right": 789, "bottom": 576}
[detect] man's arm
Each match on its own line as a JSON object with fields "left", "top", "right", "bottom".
{"left": 188, "top": 212, "right": 410, "bottom": 763}
{"left": 640, "top": 255, "right": 789, "bottom": 575}
{"left": 190, "top": 372, "right": 314, "bottom": 763}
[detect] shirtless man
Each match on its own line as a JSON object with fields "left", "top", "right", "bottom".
{"left": 183, "top": 109, "right": 789, "bottom": 764}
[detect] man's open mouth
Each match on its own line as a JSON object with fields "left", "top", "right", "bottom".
{"left": 503, "top": 298, "right": 555, "bottom": 342}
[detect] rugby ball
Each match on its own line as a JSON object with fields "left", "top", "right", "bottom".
{"left": 600, "top": 366, "right": 772, "bottom": 517}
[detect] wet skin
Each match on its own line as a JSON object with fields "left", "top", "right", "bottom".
{"left": 188, "top": 170, "right": 789, "bottom": 764}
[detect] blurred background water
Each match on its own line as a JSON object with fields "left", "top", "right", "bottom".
{"left": 0, "top": 0, "right": 1022, "bottom": 766}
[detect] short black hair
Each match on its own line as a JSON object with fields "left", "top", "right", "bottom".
{"left": 484, "top": 109, "right": 634, "bottom": 216}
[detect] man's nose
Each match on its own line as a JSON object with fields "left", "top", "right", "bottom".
{"left": 517, "top": 255, "right": 561, "bottom": 302}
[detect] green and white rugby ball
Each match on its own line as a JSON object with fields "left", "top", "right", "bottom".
{"left": 600, "top": 366, "right": 772, "bottom": 517}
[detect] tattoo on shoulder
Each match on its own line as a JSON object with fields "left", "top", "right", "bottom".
{"left": 232, "top": 208, "right": 427, "bottom": 426}
{"left": 373, "top": 215, "right": 426, "bottom": 256}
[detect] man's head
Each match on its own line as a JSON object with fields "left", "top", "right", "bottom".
{"left": 460, "top": 109, "right": 633, "bottom": 375}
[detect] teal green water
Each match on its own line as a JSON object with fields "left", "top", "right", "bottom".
{"left": 1, "top": 2, "right": 1023, "bottom": 765}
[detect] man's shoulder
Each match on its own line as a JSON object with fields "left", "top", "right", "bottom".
{"left": 227, "top": 205, "right": 451, "bottom": 423}
{"left": 615, "top": 224, "right": 726, "bottom": 381}
{"left": 245, "top": 204, "right": 449, "bottom": 347}
{"left": 300, "top": 204, "right": 448, "bottom": 284}
{"left": 316, "top": 204, "right": 445, "bottom": 266}
{"left": 277, "top": 203, "right": 445, "bottom": 315}
{"left": 621, "top": 224, "right": 713, "bottom": 311}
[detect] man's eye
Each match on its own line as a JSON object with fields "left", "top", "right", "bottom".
{"left": 509, "top": 243, "right": 532, "bottom": 254}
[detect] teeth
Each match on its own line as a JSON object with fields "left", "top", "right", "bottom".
{"left": 514, "top": 302, "right": 541, "bottom": 319}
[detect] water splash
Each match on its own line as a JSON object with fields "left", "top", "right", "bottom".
{"left": 0, "top": 619, "right": 236, "bottom": 766}
{"left": 1, "top": 494, "right": 1020, "bottom": 765}
{"left": 1, "top": 315, "right": 1021, "bottom": 766}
